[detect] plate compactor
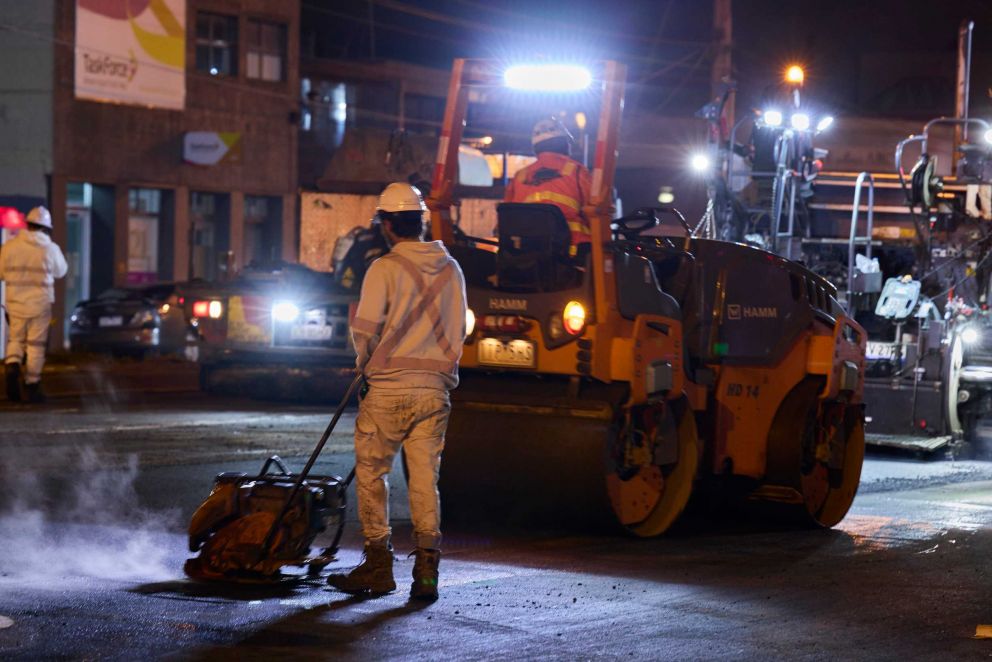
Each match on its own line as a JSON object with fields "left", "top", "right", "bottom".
{"left": 426, "top": 59, "right": 868, "bottom": 536}
{"left": 184, "top": 376, "right": 362, "bottom": 582}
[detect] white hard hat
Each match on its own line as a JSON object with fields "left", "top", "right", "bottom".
{"left": 26, "top": 206, "right": 52, "bottom": 229}
{"left": 531, "top": 118, "right": 573, "bottom": 148}
{"left": 377, "top": 182, "right": 427, "bottom": 213}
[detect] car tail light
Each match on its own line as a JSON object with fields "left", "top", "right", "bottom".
{"left": 193, "top": 300, "right": 224, "bottom": 319}
{"left": 479, "top": 315, "right": 531, "bottom": 334}
{"left": 563, "top": 301, "right": 586, "bottom": 335}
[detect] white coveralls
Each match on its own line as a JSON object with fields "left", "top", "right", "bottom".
{"left": 0, "top": 229, "right": 68, "bottom": 383}
{"left": 350, "top": 240, "right": 467, "bottom": 550}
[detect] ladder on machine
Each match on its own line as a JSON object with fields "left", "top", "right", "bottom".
{"left": 844, "top": 171, "right": 879, "bottom": 309}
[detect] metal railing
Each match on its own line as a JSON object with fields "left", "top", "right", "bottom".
{"left": 846, "top": 171, "right": 875, "bottom": 306}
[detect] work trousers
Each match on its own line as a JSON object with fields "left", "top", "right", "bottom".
{"left": 4, "top": 308, "right": 51, "bottom": 384}
{"left": 354, "top": 385, "right": 451, "bottom": 550}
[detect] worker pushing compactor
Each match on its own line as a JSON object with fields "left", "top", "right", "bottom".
{"left": 327, "top": 182, "right": 467, "bottom": 602}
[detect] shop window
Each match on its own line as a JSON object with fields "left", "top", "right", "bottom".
{"left": 244, "top": 196, "right": 282, "bottom": 266}
{"left": 196, "top": 13, "right": 238, "bottom": 76}
{"left": 190, "top": 192, "right": 231, "bottom": 281}
{"left": 246, "top": 19, "right": 286, "bottom": 82}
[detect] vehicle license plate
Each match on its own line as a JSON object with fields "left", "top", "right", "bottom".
{"left": 290, "top": 324, "right": 333, "bottom": 341}
{"left": 98, "top": 316, "right": 123, "bottom": 327}
{"left": 477, "top": 338, "right": 535, "bottom": 368}
{"left": 866, "top": 341, "right": 901, "bottom": 360}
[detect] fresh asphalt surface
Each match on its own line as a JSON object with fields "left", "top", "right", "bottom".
{"left": 1, "top": 392, "right": 992, "bottom": 660}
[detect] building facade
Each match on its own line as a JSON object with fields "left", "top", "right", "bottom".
{"left": 1, "top": 0, "right": 300, "bottom": 346}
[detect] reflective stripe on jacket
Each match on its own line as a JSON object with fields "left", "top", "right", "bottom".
{"left": 504, "top": 151, "right": 593, "bottom": 246}
{"left": 351, "top": 240, "right": 467, "bottom": 390}
{"left": 0, "top": 229, "right": 68, "bottom": 318}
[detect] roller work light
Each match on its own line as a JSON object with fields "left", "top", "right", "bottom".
{"left": 503, "top": 64, "right": 592, "bottom": 92}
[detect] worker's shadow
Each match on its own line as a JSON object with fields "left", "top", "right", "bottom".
{"left": 130, "top": 575, "right": 330, "bottom": 602}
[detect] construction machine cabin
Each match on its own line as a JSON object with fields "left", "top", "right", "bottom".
{"left": 427, "top": 59, "right": 868, "bottom": 536}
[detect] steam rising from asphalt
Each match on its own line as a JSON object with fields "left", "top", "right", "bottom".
{"left": 0, "top": 445, "right": 177, "bottom": 583}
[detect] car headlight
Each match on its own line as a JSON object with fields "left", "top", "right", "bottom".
{"left": 962, "top": 326, "right": 982, "bottom": 344}
{"left": 70, "top": 308, "right": 90, "bottom": 327}
{"left": 272, "top": 301, "right": 300, "bottom": 323}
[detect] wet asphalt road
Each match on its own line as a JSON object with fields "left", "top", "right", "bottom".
{"left": 1, "top": 393, "right": 992, "bottom": 660}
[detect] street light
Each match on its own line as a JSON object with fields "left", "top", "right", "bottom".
{"left": 503, "top": 64, "right": 592, "bottom": 92}
{"left": 785, "top": 65, "right": 805, "bottom": 85}
{"left": 816, "top": 116, "right": 834, "bottom": 132}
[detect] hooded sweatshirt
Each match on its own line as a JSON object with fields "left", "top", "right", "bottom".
{"left": 351, "top": 240, "right": 467, "bottom": 390}
{"left": 0, "top": 229, "right": 68, "bottom": 318}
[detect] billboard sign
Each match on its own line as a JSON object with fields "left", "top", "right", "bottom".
{"left": 74, "top": 0, "right": 186, "bottom": 109}
{"left": 183, "top": 132, "right": 242, "bottom": 166}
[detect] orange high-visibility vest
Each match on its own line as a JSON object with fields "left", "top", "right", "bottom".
{"left": 504, "top": 152, "right": 592, "bottom": 247}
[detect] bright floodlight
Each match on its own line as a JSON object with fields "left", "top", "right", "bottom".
{"left": 690, "top": 153, "right": 711, "bottom": 173}
{"left": 791, "top": 113, "right": 811, "bottom": 131}
{"left": 272, "top": 301, "right": 300, "bottom": 323}
{"left": 816, "top": 116, "right": 834, "bottom": 132}
{"left": 763, "top": 109, "right": 783, "bottom": 127}
{"left": 985, "top": 128, "right": 992, "bottom": 145}
{"left": 504, "top": 64, "right": 592, "bottom": 92}
{"left": 962, "top": 326, "right": 981, "bottom": 344}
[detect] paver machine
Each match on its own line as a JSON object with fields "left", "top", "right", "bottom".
{"left": 429, "top": 60, "right": 868, "bottom": 535}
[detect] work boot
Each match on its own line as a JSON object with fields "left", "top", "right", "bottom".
{"left": 327, "top": 542, "right": 395, "bottom": 596}
{"left": 24, "top": 382, "right": 45, "bottom": 404}
{"left": 4, "top": 363, "right": 21, "bottom": 402}
{"left": 410, "top": 548, "right": 441, "bottom": 602}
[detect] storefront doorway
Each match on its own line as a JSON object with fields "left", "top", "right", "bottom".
{"left": 190, "top": 191, "right": 231, "bottom": 281}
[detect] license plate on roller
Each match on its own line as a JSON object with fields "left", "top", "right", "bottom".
{"left": 291, "top": 325, "right": 333, "bottom": 341}
{"left": 866, "top": 341, "right": 901, "bottom": 360}
{"left": 477, "top": 338, "right": 535, "bottom": 368}
{"left": 98, "top": 316, "right": 123, "bottom": 327}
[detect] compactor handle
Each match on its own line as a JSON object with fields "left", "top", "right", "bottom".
{"left": 256, "top": 455, "right": 292, "bottom": 478}
{"left": 612, "top": 207, "right": 692, "bottom": 240}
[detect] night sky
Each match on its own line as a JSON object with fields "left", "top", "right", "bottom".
{"left": 302, "top": 0, "right": 992, "bottom": 119}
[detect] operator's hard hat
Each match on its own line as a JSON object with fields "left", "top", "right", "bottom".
{"left": 531, "top": 118, "right": 574, "bottom": 148}
{"left": 377, "top": 182, "right": 427, "bottom": 213}
{"left": 26, "top": 206, "right": 52, "bottom": 229}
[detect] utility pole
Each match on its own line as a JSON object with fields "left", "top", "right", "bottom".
{"left": 712, "top": 0, "right": 733, "bottom": 132}
{"left": 954, "top": 19, "right": 974, "bottom": 174}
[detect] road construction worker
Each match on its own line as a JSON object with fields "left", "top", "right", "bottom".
{"left": 504, "top": 117, "right": 592, "bottom": 256}
{"left": 0, "top": 206, "right": 68, "bottom": 403}
{"left": 327, "top": 182, "right": 467, "bottom": 601}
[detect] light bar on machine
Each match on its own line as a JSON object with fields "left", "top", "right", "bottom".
{"left": 503, "top": 64, "right": 592, "bottom": 92}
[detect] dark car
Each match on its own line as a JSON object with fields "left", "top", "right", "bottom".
{"left": 192, "top": 261, "right": 358, "bottom": 397}
{"left": 68, "top": 282, "right": 202, "bottom": 359}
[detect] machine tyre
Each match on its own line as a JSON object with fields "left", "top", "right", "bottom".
{"left": 607, "top": 397, "right": 698, "bottom": 537}
{"left": 765, "top": 378, "right": 864, "bottom": 528}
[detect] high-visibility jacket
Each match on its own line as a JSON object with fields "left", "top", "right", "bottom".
{"left": 504, "top": 151, "right": 592, "bottom": 247}
{"left": 351, "top": 240, "right": 467, "bottom": 391}
{"left": 0, "top": 229, "right": 68, "bottom": 318}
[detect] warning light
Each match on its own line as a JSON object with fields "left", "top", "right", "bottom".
{"left": 563, "top": 301, "right": 586, "bottom": 335}
{"left": 785, "top": 65, "right": 805, "bottom": 85}
{"left": 504, "top": 64, "right": 592, "bottom": 92}
{"left": 0, "top": 207, "right": 26, "bottom": 230}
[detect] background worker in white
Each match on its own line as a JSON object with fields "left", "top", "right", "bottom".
{"left": 0, "top": 206, "right": 67, "bottom": 403}
{"left": 327, "top": 183, "right": 467, "bottom": 602}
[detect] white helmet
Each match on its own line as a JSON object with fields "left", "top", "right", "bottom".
{"left": 26, "top": 206, "right": 52, "bottom": 229}
{"left": 531, "top": 118, "right": 573, "bottom": 148}
{"left": 377, "top": 182, "right": 427, "bottom": 213}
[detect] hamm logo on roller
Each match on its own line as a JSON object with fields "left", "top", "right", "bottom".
{"left": 490, "top": 297, "right": 527, "bottom": 311}
{"left": 727, "top": 304, "right": 777, "bottom": 320}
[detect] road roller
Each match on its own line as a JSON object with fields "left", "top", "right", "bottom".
{"left": 427, "top": 59, "right": 867, "bottom": 535}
